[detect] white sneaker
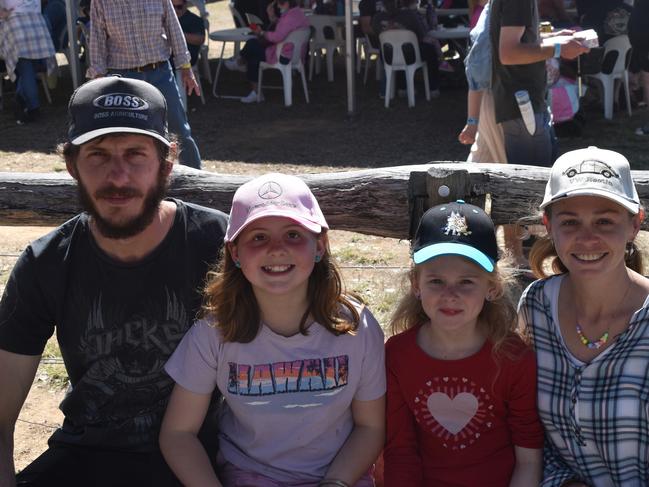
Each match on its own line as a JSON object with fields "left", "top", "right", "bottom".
{"left": 241, "top": 90, "right": 263, "bottom": 103}
{"left": 224, "top": 57, "right": 246, "bottom": 72}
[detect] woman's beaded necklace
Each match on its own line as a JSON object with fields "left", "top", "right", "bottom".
{"left": 573, "top": 279, "right": 632, "bottom": 350}
{"left": 575, "top": 324, "right": 609, "bottom": 349}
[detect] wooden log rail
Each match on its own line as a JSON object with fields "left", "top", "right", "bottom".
{"left": 2, "top": 163, "right": 649, "bottom": 239}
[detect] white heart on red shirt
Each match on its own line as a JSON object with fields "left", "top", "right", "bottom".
{"left": 427, "top": 392, "right": 478, "bottom": 435}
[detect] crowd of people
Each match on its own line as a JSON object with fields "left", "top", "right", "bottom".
{"left": 459, "top": 0, "right": 649, "bottom": 166}
{"left": 2, "top": 0, "right": 648, "bottom": 152}
{"left": 0, "top": 72, "right": 648, "bottom": 487}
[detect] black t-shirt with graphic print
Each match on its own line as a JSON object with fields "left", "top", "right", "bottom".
{"left": 0, "top": 199, "right": 227, "bottom": 451}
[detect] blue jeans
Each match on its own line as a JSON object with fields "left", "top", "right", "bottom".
{"left": 501, "top": 110, "right": 558, "bottom": 167}
{"left": 110, "top": 61, "right": 202, "bottom": 169}
{"left": 15, "top": 59, "right": 42, "bottom": 110}
{"left": 43, "top": 0, "right": 67, "bottom": 51}
{"left": 241, "top": 38, "right": 267, "bottom": 84}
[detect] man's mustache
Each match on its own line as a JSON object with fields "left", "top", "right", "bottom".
{"left": 94, "top": 186, "right": 143, "bottom": 199}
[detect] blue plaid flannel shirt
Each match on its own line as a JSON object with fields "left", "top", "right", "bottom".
{"left": 0, "top": 11, "right": 55, "bottom": 81}
{"left": 518, "top": 276, "right": 649, "bottom": 487}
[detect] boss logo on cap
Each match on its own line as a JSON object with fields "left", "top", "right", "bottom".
{"left": 93, "top": 93, "right": 149, "bottom": 110}
{"left": 258, "top": 181, "right": 283, "bottom": 200}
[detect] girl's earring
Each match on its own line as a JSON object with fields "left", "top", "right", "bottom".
{"left": 234, "top": 260, "right": 241, "bottom": 268}
{"left": 414, "top": 292, "right": 421, "bottom": 300}
{"left": 314, "top": 254, "right": 321, "bottom": 263}
{"left": 626, "top": 241, "right": 636, "bottom": 257}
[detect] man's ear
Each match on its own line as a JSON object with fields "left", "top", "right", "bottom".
{"left": 66, "top": 159, "right": 79, "bottom": 180}
{"left": 163, "top": 142, "right": 177, "bottom": 177}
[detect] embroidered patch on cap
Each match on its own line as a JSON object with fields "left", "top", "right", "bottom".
{"left": 444, "top": 211, "right": 472, "bottom": 237}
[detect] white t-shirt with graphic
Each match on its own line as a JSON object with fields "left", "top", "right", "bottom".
{"left": 165, "top": 304, "right": 386, "bottom": 483}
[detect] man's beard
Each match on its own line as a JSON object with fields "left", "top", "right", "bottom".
{"left": 77, "top": 168, "right": 169, "bottom": 239}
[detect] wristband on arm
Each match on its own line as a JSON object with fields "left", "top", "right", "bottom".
{"left": 466, "top": 117, "right": 479, "bottom": 125}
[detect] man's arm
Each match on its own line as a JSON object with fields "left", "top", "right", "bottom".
{"left": 499, "top": 26, "right": 589, "bottom": 65}
{"left": 0, "top": 351, "right": 40, "bottom": 487}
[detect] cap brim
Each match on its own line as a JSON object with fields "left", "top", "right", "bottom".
{"left": 413, "top": 242, "right": 495, "bottom": 272}
{"left": 70, "top": 127, "right": 171, "bottom": 146}
{"left": 225, "top": 210, "right": 326, "bottom": 242}
{"left": 540, "top": 188, "right": 639, "bottom": 214}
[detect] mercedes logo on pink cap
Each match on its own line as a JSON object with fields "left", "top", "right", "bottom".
{"left": 258, "top": 181, "right": 282, "bottom": 200}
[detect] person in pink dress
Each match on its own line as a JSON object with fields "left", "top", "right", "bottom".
{"left": 225, "top": 0, "right": 309, "bottom": 102}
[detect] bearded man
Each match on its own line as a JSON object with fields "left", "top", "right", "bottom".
{"left": 0, "top": 76, "right": 227, "bottom": 487}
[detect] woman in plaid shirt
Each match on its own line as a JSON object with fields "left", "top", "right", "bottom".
{"left": 518, "top": 146, "right": 649, "bottom": 487}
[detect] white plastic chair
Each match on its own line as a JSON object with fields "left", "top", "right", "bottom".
{"left": 379, "top": 29, "right": 430, "bottom": 108}
{"left": 228, "top": 2, "right": 246, "bottom": 55}
{"left": 258, "top": 28, "right": 311, "bottom": 106}
{"left": 308, "top": 15, "right": 344, "bottom": 82}
{"left": 246, "top": 13, "right": 264, "bottom": 26}
{"left": 198, "top": 16, "right": 212, "bottom": 83}
{"left": 228, "top": 2, "right": 246, "bottom": 27}
{"left": 585, "top": 34, "right": 632, "bottom": 120}
{"left": 358, "top": 34, "right": 381, "bottom": 84}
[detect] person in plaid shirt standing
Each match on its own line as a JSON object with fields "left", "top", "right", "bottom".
{"left": 519, "top": 146, "right": 649, "bottom": 487}
{"left": 88, "top": 0, "right": 203, "bottom": 169}
{"left": 0, "top": 1, "right": 56, "bottom": 124}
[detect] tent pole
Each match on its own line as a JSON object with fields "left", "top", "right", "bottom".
{"left": 65, "top": 0, "right": 81, "bottom": 89}
{"left": 344, "top": 0, "right": 356, "bottom": 117}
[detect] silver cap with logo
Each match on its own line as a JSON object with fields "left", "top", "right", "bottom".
{"left": 540, "top": 146, "right": 640, "bottom": 214}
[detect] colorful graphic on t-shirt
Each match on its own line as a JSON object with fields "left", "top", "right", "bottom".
{"left": 228, "top": 355, "right": 349, "bottom": 396}
{"left": 412, "top": 376, "right": 496, "bottom": 451}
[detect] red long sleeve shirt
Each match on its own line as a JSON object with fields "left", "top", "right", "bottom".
{"left": 384, "top": 325, "right": 543, "bottom": 487}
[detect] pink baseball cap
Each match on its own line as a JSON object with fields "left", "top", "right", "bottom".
{"left": 225, "top": 173, "right": 329, "bottom": 242}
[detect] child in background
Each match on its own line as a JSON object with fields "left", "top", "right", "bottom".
{"left": 383, "top": 200, "right": 543, "bottom": 487}
{"left": 160, "top": 173, "right": 386, "bottom": 487}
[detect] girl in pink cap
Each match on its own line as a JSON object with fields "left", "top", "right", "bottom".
{"left": 160, "top": 173, "right": 386, "bottom": 487}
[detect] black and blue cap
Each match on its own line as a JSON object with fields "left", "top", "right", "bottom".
{"left": 412, "top": 200, "right": 499, "bottom": 272}
{"left": 67, "top": 76, "right": 170, "bottom": 146}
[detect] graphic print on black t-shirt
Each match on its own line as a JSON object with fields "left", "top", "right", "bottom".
{"left": 61, "top": 289, "right": 188, "bottom": 444}
{"left": 58, "top": 288, "right": 191, "bottom": 447}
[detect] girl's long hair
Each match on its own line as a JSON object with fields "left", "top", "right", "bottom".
{"left": 389, "top": 256, "right": 523, "bottom": 361}
{"left": 201, "top": 233, "right": 360, "bottom": 343}
{"left": 528, "top": 208, "right": 645, "bottom": 279}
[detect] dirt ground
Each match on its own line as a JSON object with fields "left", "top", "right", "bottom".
{"left": 3, "top": 0, "right": 649, "bottom": 474}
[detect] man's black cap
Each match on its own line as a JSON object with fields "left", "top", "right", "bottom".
{"left": 67, "top": 76, "right": 170, "bottom": 146}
